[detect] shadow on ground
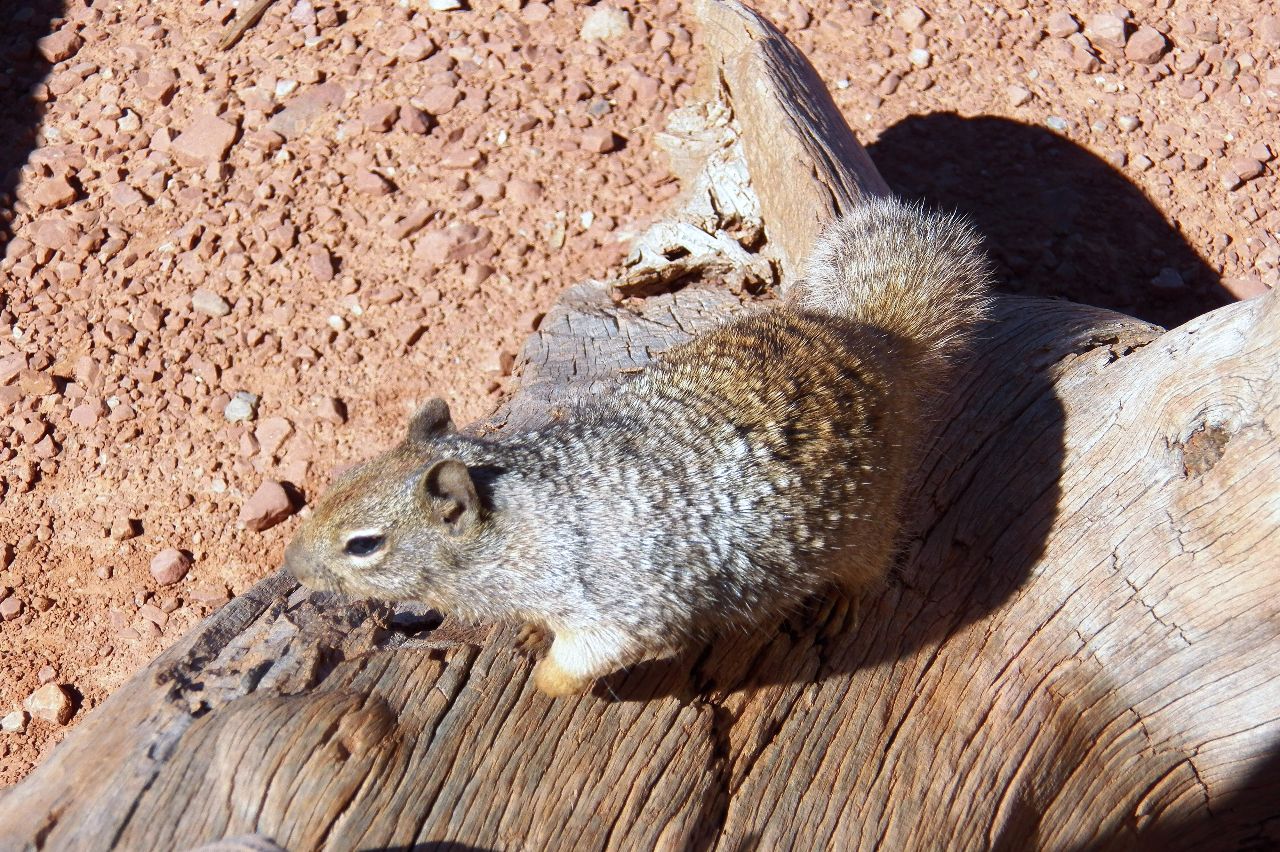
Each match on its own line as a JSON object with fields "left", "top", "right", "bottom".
{"left": 867, "top": 112, "right": 1230, "bottom": 329}
{"left": 0, "top": 0, "right": 62, "bottom": 252}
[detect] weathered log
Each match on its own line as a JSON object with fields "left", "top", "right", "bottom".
{"left": 2, "top": 2, "right": 1277, "bottom": 850}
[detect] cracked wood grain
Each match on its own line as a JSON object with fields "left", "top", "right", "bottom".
{"left": 1, "top": 2, "right": 1277, "bottom": 850}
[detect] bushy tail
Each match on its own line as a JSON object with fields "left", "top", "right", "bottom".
{"left": 789, "top": 196, "right": 994, "bottom": 379}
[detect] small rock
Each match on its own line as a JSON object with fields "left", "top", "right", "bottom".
{"left": 224, "top": 391, "right": 261, "bottom": 422}
{"left": 1, "top": 710, "right": 28, "bottom": 733}
{"left": 351, "top": 169, "right": 393, "bottom": 195}
{"left": 398, "top": 106, "right": 432, "bottom": 134}
{"left": 189, "top": 586, "right": 230, "bottom": 605}
{"left": 19, "top": 369, "right": 57, "bottom": 396}
{"left": 1151, "top": 268, "right": 1185, "bottom": 291}
{"left": 1046, "top": 115, "right": 1071, "bottom": 133}
{"left": 389, "top": 206, "right": 435, "bottom": 241}
{"left": 1046, "top": 11, "right": 1080, "bottom": 38}
{"left": 1125, "top": 27, "right": 1168, "bottom": 65}
{"left": 137, "top": 603, "right": 167, "bottom": 627}
{"left": 399, "top": 37, "right": 436, "bottom": 63}
{"left": 38, "top": 29, "right": 83, "bottom": 63}
{"left": 316, "top": 396, "right": 347, "bottom": 424}
{"left": 69, "top": 401, "right": 103, "bottom": 427}
{"left": 255, "top": 416, "right": 294, "bottom": 456}
{"left": 908, "top": 48, "right": 932, "bottom": 68}
{"left": 1116, "top": 115, "right": 1140, "bottom": 132}
{"left": 239, "top": 480, "right": 295, "bottom": 532}
{"left": 507, "top": 179, "right": 544, "bottom": 204}
{"left": 361, "top": 103, "right": 399, "bottom": 133}
{"left": 150, "top": 548, "right": 192, "bottom": 585}
{"left": 24, "top": 684, "right": 74, "bottom": 725}
{"left": 33, "top": 178, "right": 77, "bottom": 210}
{"left": 1230, "top": 158, "right": 1265, "bottom": 182}
{"left": 580, "top": 126, "right": 620, "bottom": 153}
{"left": 308, "top": 246, "right": 336, "bottom": 281}
{"left": 417, "top": 85, "right": 462, "bottom": 115}
{"left": 896, "top": 5, "right": 928, "bottom": 32}
{"left": 0, "top": 598, "right": 22, "bottom": 621}
{"left": 1007, "top": 85, "right": 1032, "bottom": 107}
{"left": 1087, "top": 14, "right": 1128, "bottom": 50}
{"left": 171, "top": 113, "right": 238, "bottom": 167}
{"left": 580, "top": 6, "right": 631, "bottom": 41}
{"left": 427, "top": 0, "right": 463, "bottom": 9}
{"left": 29, "top": 219, "right": 76, "bottom": 252}
{"left": 37, "top": 665, "right": 56, "bottom": 683}
{"left": 109, "top": 517, "right": 140, "bottom": 541}
{"left": 191, "top": 288, "right": 231, "bottom": 317}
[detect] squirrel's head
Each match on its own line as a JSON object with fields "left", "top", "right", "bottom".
{"left": 284, "top": 398, "right": 487, "bottom": 605}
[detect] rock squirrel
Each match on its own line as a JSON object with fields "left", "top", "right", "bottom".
{"left": 285, "top": 196, "right": 993, "bottom": 696}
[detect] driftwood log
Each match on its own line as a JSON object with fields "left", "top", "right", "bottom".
{"left": 3, "top": 2, "right": 1277, "bottom": 849}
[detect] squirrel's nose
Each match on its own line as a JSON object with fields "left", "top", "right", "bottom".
{"left": 283, "top": 538, "right": 311, "bottom": 584}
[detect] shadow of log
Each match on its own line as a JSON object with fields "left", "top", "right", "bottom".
{"left": 0, "top": 0, "right": 62, "bottom": 252}
{"left": 868, "top": 113, "right": 1229, "bottom": 329}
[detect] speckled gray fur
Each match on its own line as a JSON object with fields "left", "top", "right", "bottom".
{"left": 285, "top": 196, "right": 993, "bottom": 692}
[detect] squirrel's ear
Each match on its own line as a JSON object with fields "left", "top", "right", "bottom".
{"left": 407, "top": 398, "right": 455, "bottom": 443}
{"left": 421, "top": 459, "right": 480, "bottom": 534}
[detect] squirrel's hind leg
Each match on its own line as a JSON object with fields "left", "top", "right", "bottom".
{"left": 533, "top": 627, "right": 637, "bottom": 697}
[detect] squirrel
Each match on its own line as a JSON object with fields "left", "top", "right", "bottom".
{"left": 285, "top": 195, "right": 992, "bottom": 697}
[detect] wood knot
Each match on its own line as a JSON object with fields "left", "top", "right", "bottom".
{"left": 1178, "top": 422, "right": 1232, "bottom": 478}
{"left": 336, "top": 696, "right": 397, "bottom": 757}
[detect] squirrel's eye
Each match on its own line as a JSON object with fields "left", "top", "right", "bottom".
{"left": 343, "top": 534, "right": 385, "bottom": 557}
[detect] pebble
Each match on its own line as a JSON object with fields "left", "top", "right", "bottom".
{"left": 255, "top": 416, "right": 294, "bottom": 455}
{"left": 580, "top": 6, "right": 631, "bottom": 41}
{"left": 1230, "top": 158, "right": 1265, "bottom": 182}
{"left": 109, "top": 517, "right": 140, "bottom": 541}
{"left": 33, "top": 178, "right": 77, "bottom": 210}
{"left": 316, "top": 396, "right": 347, "bottom": 424}
{"left": 0, "top": 598, "right": 22, "bottom": 621}
{"left": 1150, "top": 268, "right": 1186, "bottom": 291}
{"left": 398, "top": 106, "right": 432, "bottom": 135}
{"left": 427, "top": 0, "right": 463, "bottom": 9}
{"left": 38, "top": 30, "right": 83, "bottom": 63}
{"left": 191, "top": 288, "right": 232, "bottom": 317}
{"left": 908, "top": 49, "right": 932, "bottom": 68}
{"left": 150, "top": 548, "right": 191, "bottom": 585}
{"left": 1007, "top": 85, "right": 1032, "bottom": 107}
{"left": 1046, "top": 11, "right": 1080, "bottom": 38}
{"left": 20, "top": 369, "right": 57, "bottom": 396}
{"left": 1, "top": 711, "right": 28, "bottom": 733}
{"left": 1125, "top": 27, "right": 1168, "bottom": 65}
{"left": 224, "top": 391, "right": 261, "bottom": 423}
{"left": 897, "top": 6, "right": 928, "bottom": 33}
{"left": 171, "top": 114, "right": 238, "bottom": 167}
{"left": 361, "top": 103, "right": 399, "bottom": 133}
{"left": 351, "top": 169, "right": 394, "bottom": 195}
{"left": 507, "top": 178, "right": 542, "bottom": 203}
{"left": 418, "top": 85, "right": 462, "bottom": 115}
{"left": 1087, "top": 14, "right": 1128, "bottom": 50}
{"left": 1046, "top": 115, "right": 1070, "bottom": 133}
{"left": 390, "top": 206, "right": 435, "bottom": 241}
{"left": 308, "top": 246, "right": 336, "bottom": 281}
{"left": 1116, "top": 115, "right": 1140, "bottom": 132}
{"left": 580, "top": 126, "right": 620, "bottom": 153}
{"left": 69, "top": 401, "right": 103, "bottom": 427}
{"left": 239, "top": 480, "right": 295, "bottom": 532}
{"left": 24, "top": 684, "right": 74, "bottom": 725}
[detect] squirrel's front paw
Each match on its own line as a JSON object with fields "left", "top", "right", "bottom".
{"left": 533, "top": 658, "right": 593, "bottom": 697}
{"left": 514, "top": 623, "right": 551, "bottom": 656}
